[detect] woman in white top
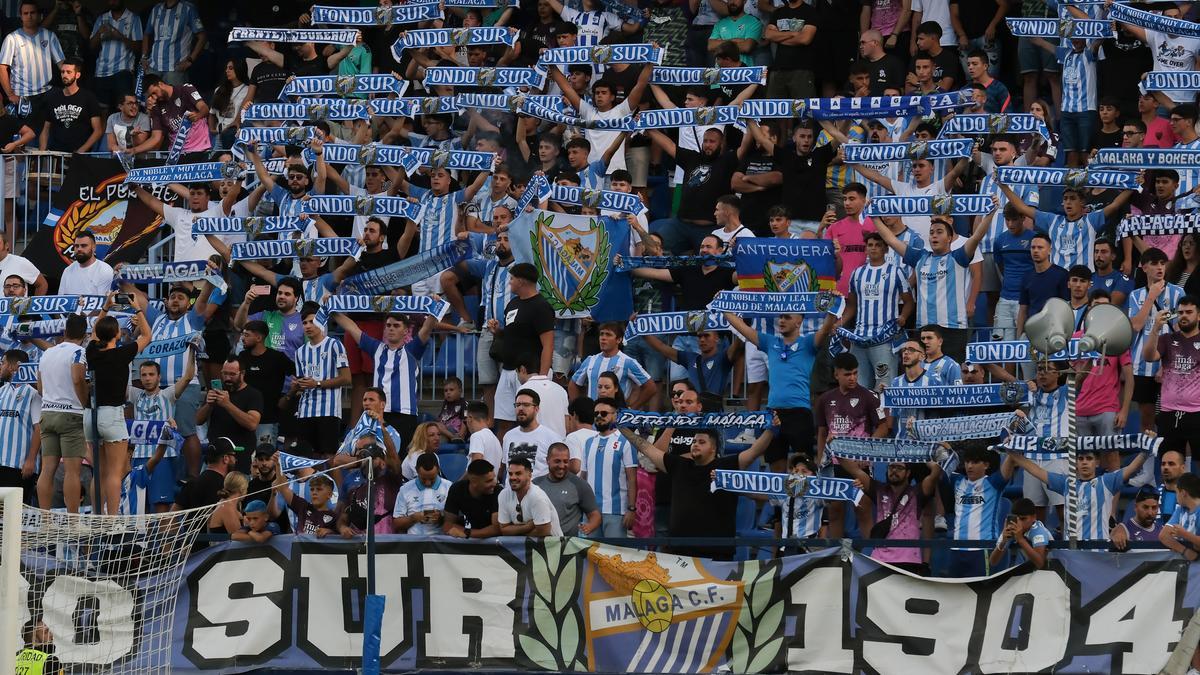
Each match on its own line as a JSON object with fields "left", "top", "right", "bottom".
{"left": 210, "top": 59, "right": 249, "bottom": 149}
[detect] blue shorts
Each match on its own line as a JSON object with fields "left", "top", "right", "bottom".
{"left": 131, "top": 456, "right": 178, "bottom": 506}
{"left": 174, "top": 382, "right": 202, "bottom": 437}
{"left": 1018, "top": 38, "right": 1060, "bottom": 74}
{"left": 1058, "top": 111, "right": 1095, "bottom": 152}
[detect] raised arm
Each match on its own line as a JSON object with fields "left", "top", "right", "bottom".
{"left": 873, "top": 215, "right": 908, "bottom": 258}
{"left": 1006, "top": 451, "right": 1048, "bottom": 484}
{"left": 737, "top": 428, "right": 775, "bottom": 468}
{"left": 133, "top": 186, "right": 166, "bottom": 217}
{"left": 626, "top": 63, "right": 653, "bottom": 111}
{"left": 997, "top": 181, "right": 1036, "bottom": 219}
{"left": 619, "top": 426, "right": 666, "bottom": 472}
{"left": 722, "top": 311, "right": 760, "bottom": 347}
{"left": 548, "top": 65, "right": 582, "bottom": 110}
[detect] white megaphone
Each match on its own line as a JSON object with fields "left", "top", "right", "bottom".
{"left": 1025, "top": 297, "right": 1075, "bottom": 355}
{"left": 1078, "top": 303, "right": 1133, "bottom": 356}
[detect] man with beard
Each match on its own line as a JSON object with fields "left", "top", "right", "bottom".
{"left": 646, "top": 127, "right": 740, "bottom": 254}
{"left": 620, "top": 425, "right": 774, "bottom": 559}
{"left": 39, "top": 58, "right": 101, "bottom": 153}
{"left": 444, "top": 458, "right": 503, "bottom": 539}
{"left": 1144, "top": 296, "right": 1200, "bottom": 456}
{"left": 245, "top": 143, "right": 327, "bottom": 219}
{"left": 885, "top": 339, "right": 941, "bottom": 438}
{"left": 331, "top": 311, "right": 435, "bottom": 445}
{"left": 841, "top": 457, "right": 942, "bottom": 574}
{"left": 127, "top": 73, "right": 211, "bottom": 156}
{"left": 442, "top": 228, "right": 513, "bottom": 410}
{"left": 1111, "top": 487, "right": 1163, "bottom": 550}
{"left": 335, "top": 217, "right": 398, "bottom": 422}
{"left": 498, "top": 457, "right": 562, "bottom": 537}
{"left": 534, "top": 442, "right": 601, "bottom": 537}
{"left": 236, "top": 320, "right": 291, "bottom": 446}
{"left": 234, "top": 277, "right": 304, "bottom": 360}
{"left": 120, "top": 283, "right": 205, "bottom": 474}
{"left": 577, "top": 398, "right": 638, "bottom": 537}
{"left": 247, "top": 445, "right": 291, "bottom": 534}
{"left": 288, "top": 303, "right": 350, "bottom": 456}
{"left": 58, "top": 230, "right": 113, "bottom": 297}
{"left": 196, "top": 358, "right": 262, "bottom": 474}
{"left": 503, "top": 389, "right": 563, "bottom": 479}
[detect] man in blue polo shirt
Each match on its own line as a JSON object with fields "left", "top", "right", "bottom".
{"left": 723, "top": 308, "right": 836, "bottom": 471}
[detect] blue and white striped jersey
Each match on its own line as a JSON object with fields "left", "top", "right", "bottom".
{"left": 91, "top": 9, "right": 143, "bottom": 77}
{"left": 1128, "top": 283, "right": 1184, "bottom": 377}
{"left": 559, "top": 6, "right": 623, "bottom": 47}
{"left": 294, "top": 336, "right": 349, "bottom": 418}
{"left": 129, "top": 386, "right": 178, "bottom": 460}
{"left": 472, "top": 185, "right": 518, "bottom": 225}
{"left": 1168, "top": 504, "right": 1199, "bottom": 537}
{"left": 857, "top": 160, "right": 901, "bottom": 201}
{"left": 1030, "top": 385, "right": 1069, "bottom": 438}
{"left": 467, "top": 257, "right": 514, "bottom": 324}
{"left": 1033, "top": 210, "right": 1105, "bottom": 270}
{"left": 266, "top": 185, "right": 308, "bottom": 219}
{"left": 578, "top": 160, "right": 608, "bottom": 192}
{"left": 581, "top": 431, "right": 637, "bottom": 515}
{"left": 393, "top": 476, "right": 450, "bottom": 536}
{"left": 849, "top": 262, "right": 909, "bottom": 334}
{"left": 924, "top": 354, "right": 962, "bottom": 386}
{"left": 951, "top": 471, "right": 1009, "bottom": 544}
{"left": 902, "top": 246, "right": 973, "bottom": 329}
{"left": 358, "top": 334, "right": 426, "bottom": 416}
{"left": 0, "top": 382, "right": 40, "bottom": 470}
{"left": 407, "top": 186, "right": 465, "bottom": 253}
{"left": 770, "top": 494, "right": 824, "bottom": 538}
{"left": 978, "top": 175, "right": 1039, "bottom": 253}
{"left": 148, "top": 309, "right": 203, "bottom": 385}
{"left": 0, "top": 28, "right": 64, "bottom": 97}
{"left": 571, "top": 351, "right": 651, "bottom": 399}
{"left": 1048, "top": 471, "right": 1124, "bottom": 541}
{"left": 303, "top": 273, "right": 336, "bottom": 303}
{"left": 1059, "top": 47, "right": 1097, "bottom": 114}
{"left": 145, "top": 0, "right": 204, "bottom": 72}
{"left": 887, "top": 368, "right": 939, "bottom": 438}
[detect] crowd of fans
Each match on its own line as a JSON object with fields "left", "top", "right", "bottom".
{"left": 0, "top": 0, "right": 1198, "bottom": 584}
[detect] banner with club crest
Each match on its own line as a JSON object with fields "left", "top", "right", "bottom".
{"left": 733, "top": 237, "right": 836, "bottom": 293}
{"left": 14, "top": 537, "right": 1190, "bottom": 673}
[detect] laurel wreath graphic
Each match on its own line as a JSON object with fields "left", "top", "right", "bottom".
{"left": 729, "top": 560, "right": 785, "bottom": 673}
{"left": 518, "top": 537, "right": 589, "bottom": 671}
{"left": 529, "top": 212, "right": 610, "bottom": 314}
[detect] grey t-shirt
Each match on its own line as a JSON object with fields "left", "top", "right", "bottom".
{"left": 533, "top": 473, "right": 598, "bottom": 537}
{"left": 105, "top": 111, "right": 149, "bottom": 149}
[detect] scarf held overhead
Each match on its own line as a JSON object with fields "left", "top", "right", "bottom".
{"left": 711, "top": 470, "right": 863, "bottom": 504}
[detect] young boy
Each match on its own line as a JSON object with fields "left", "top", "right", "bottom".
{"left": 1128, "top": 247, "right": 1184, "bottom": 434}
{"left": 771, "top": 455, "right": 825, "bottom": 551}
{"left": 437, "top": 376, "right": 467, "bottom": 442}
{"left": 273, "top": 460, "right": 338, "bottom": 536}
{"left": 128, "top": 352, "right": 195, "bottom": 513}
{"left": 989, "top": 497, "right": 1052, "bottom": 570}
{"left": 232, "top": 499, "right": 280, "bottom": 543}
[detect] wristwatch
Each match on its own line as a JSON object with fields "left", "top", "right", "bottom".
{"left": 627, "top": 506, "right": 636, "bottom": 513}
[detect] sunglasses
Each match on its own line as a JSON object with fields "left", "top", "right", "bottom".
{"left": 594, "top": 410, "right": 613, "bottom": 418}
{"left": 671, "top": 389, "right": 687, "bottom": 397}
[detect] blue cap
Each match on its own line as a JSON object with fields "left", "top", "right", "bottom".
{"left": 245, "top": 500, "right": 267, "bottom": 514}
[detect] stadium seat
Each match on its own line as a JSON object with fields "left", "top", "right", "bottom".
{"left": 735, "top": 496, "right": 774, "bottom": 561}
{"left": 439, "top": 454, "right": 470, "bottom": 482}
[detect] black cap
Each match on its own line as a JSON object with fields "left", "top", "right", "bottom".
{"left": 254, "top": 442, "right": 276, "bottom": 459}
{"left": 286, "top": 438, "right": 315, "bottom": 458}
{"left": 204, "top": 437, "right": 243, "bottom": 463}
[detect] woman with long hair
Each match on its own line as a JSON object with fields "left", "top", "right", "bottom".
{"left": 210, "top": 58, "right": 249, "bottom": 149}
{"left": 209, "top": 471, "right": 249, "bottom": 534}
{"left": 1025, "top": 99, "right": 1060, "bottom": 168}
{"left": 1168, "top": 233, "right": 1200, "bottom": 288}
{"left": 597, "top": 371, "right": 627, "bottom": 408}
{"left": 401, "top": 422, "right": 443, "bottom": 480}
{"left": 85, "top": 293, "right": 151, "bottom": 516}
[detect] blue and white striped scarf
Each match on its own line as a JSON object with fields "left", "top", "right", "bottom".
{"left": 829, "top": 320, "right": 902, "bottom": 355}
{"left": 230, "top": 238, "right": 362, "bottom": 261}
{"left": 1118, "top": 213, "right": 1200, "bottom": 239}
{"left": 707, "top": 290, "right": 845, "bottom": 316}
{"left": 866, "top": 194, "right": 995, "bottom": 216}
{"left": 538, "top": 44, "right": 664, "bottom": 65}
{"left": 651, "top": 67, "right": 766, "bottom": 86}
{"left": 829, "top": 437, "right": 940, "bottom": 463}
{"left": 191, "top": 216, "right": 302, "bottom": 240}
{"left": 1005, "top": 17, "right": 1113, "bottom": 38}
{"left": 1093, "top": 148, "right": 1200, "bottom": 170}
{"left": 124, "top": 162, "right": 239, "bottom": 185}
{"left": 323, "top": 294, "right": 450, "bottom": 320}
{"left": 392, "top": 27, "right": 518, "bottom": 51}
{"left": 844, "top": 139, "right": 973, "bottom": 163}
{"left": 282, "top": 74, "right": 409, "bottom": 98}
{"left": 616, "top": 254, "right": 736, "bottom": 270}
{"left": 711, "top": 470, "right": 863, "bottom": 504}
{"left": 1110, "top": 3, "right": 1200, "bottom": 38}
{"left": 995, "top": 166, "right": 1139, "bottom": 190}
{"left": 337, "top": 412, "right": 383, "bottom": 455}
{"left": 1141, "top": 71, "right": 1200, "bottom": 93}
{"left": 114, "top": 261, "right": 227, "bottom": 292}
{"left": 279, "top": 451, "right": 328, "bottom": 474}
{"left": 616, "top": 409, "right": 771, "bottom": 429}
{"left": 310, "top": 4, "right": 443, "bottom": 25}
{"left": 228, "top": 27, "right": 360, "bottom": 45}
{"left": 337, "top": 239, "right": 472, "bottom": 295}
{"left": 911, "top": 413, "right": 1030, "bottom": 442}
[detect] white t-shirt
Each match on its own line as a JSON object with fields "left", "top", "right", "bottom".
{"left": 565, "top": 428, "right": 597, "bottom": 465}
{"left": 912, "top": 0, "right": 957, "bottom": 46}
{"left": 521, "top": 375, "right": 569, "bottom": 437}
{"left": 39, "top": 342, "right": 86, "bottom": 414}
{"left": 711, "top": 224, "right": 754, "bottom": 248}
{"left": 468, "top": 427, "right": 505, "bottom": 474}
{"left": 579, "top": 99, "right": 631, "bottom": 173}
{"left": 59, "top": 258, "right": 114, "bottom": 297}
{"left": 498, "top": 483, "right": 563, "bottom": 536}
{"left": 1147, "top": 30, "right": 1200, "bottom": 104}
{"left": 0, "top": 253, "right": 40, "bottom": 285}
{"left": 503, "top": 424, "right": 564, "bottom": 478}
{"left": 890, "top": 180, "right": 944, "bottom": 244}
{"left": 164, "top": 203, "right": 238, "bottom": 263}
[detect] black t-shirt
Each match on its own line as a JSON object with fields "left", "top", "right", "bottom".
{"left": 207, "top": 384, "right": 265, "bottom": 453}
{"left": 925, "top": 48, "right": 963, "bottom": 90}
{"left": 781, "top": 144, "right": 836, "bottom": 220}
{"left": 521, "top": 20, "right": 569, "bottom": 66}
{"left": 736, "top": 149, "right": 781, "bottom": 234}
{"left": 252, "top": 61, "right": 291, "bottom": 103}
{"left": 86, "top": 341, "right": 137, "bottom": 407}
{"left": 676, "top": 147, "right": 738, "bottom": 223}
{"left": 237, "top": 348, "right": 291, "bottom": 424}
{"left": 669, "top": 266, "right": 736, "bottom": 310}
{"left": 285, "top": 53, "right": 331, "bottom": 78}
{"left": 498, "top": 294, "right": 556, "bottom": 370}
{"left": 177, "top": 469, "right": 225, "bottom": 510}
{"left": 862, "top": 54, "right": 907, "bottom": 95}
{"left": 949, "top": 0, "right": 1000, "bottom": 38}
{"left": 0, "top": 110, "right": 36, "bottom": 145}
{"left": 1090, "top": 128, "right": 1122, "bottom": 152}
{"left": 769, "top": 3, "right": 818, "bottom": 71}
{"left": 444, "top": 479, "right": 501, "bottom": 530}
{"left": 654, "top": 428, "right": 696, "bottom": 505}
{"left": 43, "top": 86, "right": 100, "bottom": 152}
{"left": 663, "top": 452, "right": 740, "bottom": 538}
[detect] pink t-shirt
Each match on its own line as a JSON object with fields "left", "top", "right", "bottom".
{"left": 1145, "top": 117, "right": 1176, "bottom": 149}
{"left": 1075, "top": 348, "right": 1132, "bottom": 417}
{"left": 869, "top": 484, "right": 926, "bottom": 565}
{"left": 1158, "top": 332, "right": 1200, "bottom": 413}
{"left": 828, "top": 215, "right": 875, "bottom": 295}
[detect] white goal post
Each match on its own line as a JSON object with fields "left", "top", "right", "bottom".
{"left": 0, "top": 487, "right": 23, "bottom": 675}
